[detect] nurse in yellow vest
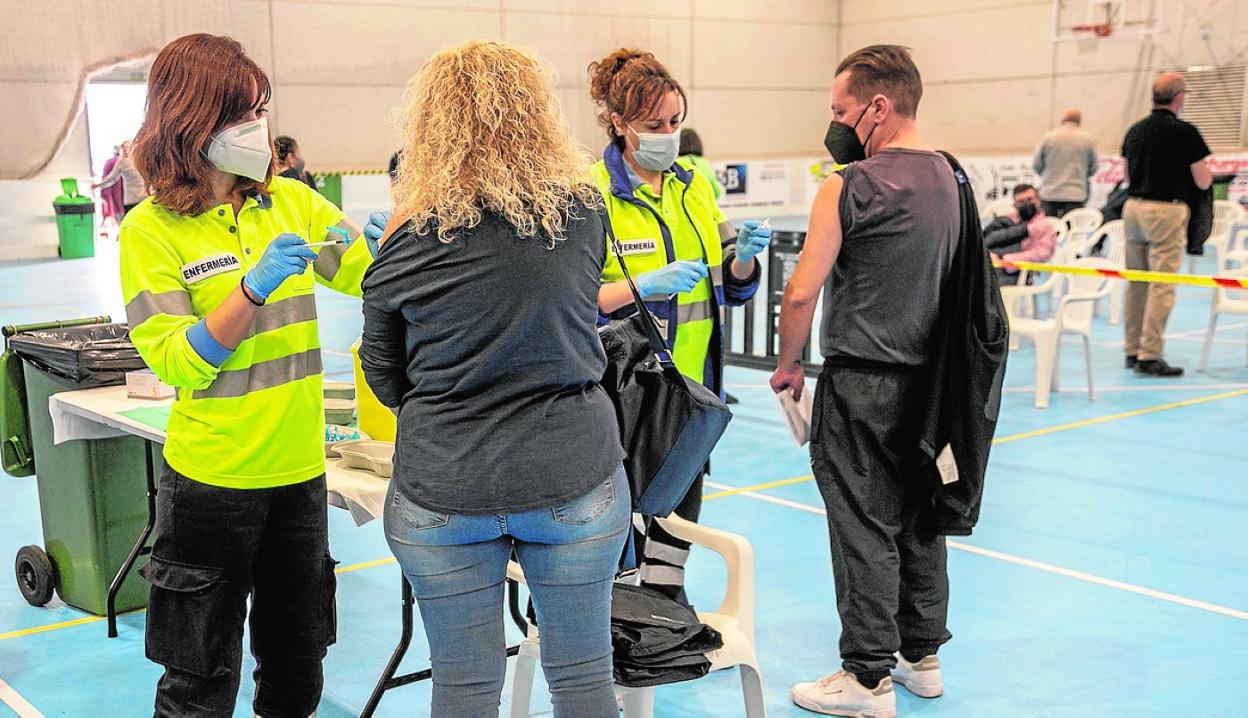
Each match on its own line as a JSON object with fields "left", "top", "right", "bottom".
{"left": 118, "top": 34, "right": 373, "bottom": 717}
{"left": 588, "top": 49, "right": 771, "bottom": 598}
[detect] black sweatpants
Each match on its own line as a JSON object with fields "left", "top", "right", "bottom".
{"left": 810, "top": 363, "right": 952, "bottom": 683}
{"left": 142, "top": 466, "right": 337, "bottom": 718}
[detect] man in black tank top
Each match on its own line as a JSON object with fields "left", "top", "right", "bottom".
{"left": 772, "top": 45, "right": 958, "bottom": 717}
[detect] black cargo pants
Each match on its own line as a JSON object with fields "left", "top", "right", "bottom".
{"left": 810, "top": 362, "right": 952, "bottom": 684}
{"left": 141, "top": 465, "right": 337, "bottom": 717}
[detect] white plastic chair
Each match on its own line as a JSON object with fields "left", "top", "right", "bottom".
{"left": 509, "top": 515, "right": 765, "bottom": 718}
{"left": 1000, "top": 246, "right": 1067, "bottom": 349}
{"left": 1085, "top": 220, "right": 1126, "bottom": 325}
{"left": 1046, "top": 215, "right": 1069, "bottom": 245}
{"left": 1197, "top": 251, "right": 1248, "bottom": 373}
{"left": 1191, "top": 200, "right": 1246, "bottom": 273}
{"left": 1062, "top": 207, "right": 1103, "bottom": 257}
{"left": 1007, "top": 258, "right": 1114, "bottom": 409}
{"left": 1044, "top": 218, "right": 1071, "bottom": 298}
{"left": 1220, "top": 220, "right": 1248, "bottom": 268}
{"left": 980, "top": 197, "right": 1017, "bottom": 229}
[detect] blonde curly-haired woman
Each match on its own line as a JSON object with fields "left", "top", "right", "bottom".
{"left": 358, "top": 41, "right": 627, "bottom": 718}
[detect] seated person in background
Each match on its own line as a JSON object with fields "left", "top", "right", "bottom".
{"left": 274, "top": 135, "right": 318, "bottom": 189}
{"left": 387, "top": 150, "right": 402, "bottom": 187}
{"left": 984, "top": 183, "right": 1056, "bottom": 285}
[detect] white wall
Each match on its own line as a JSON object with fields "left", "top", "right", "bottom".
{"left": 0, "top": 0, "right": 838, "bottom": 258}
{"left": 0, "top": 106, "right": 93, "bottom": 259}
{"left": 839, "top": 0, "right": 1248, "bottom": 153}
{"left": 271, "top": 0, "right": 838, "bottom": 169}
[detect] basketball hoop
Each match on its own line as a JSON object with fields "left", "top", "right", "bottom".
{"left": 1069, "top": 22, "right": 1111, "bottom": 51}
{"left": 1071, "top": 22, "right": 1113, "bottom": 37}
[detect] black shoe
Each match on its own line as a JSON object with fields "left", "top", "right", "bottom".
{"left": 1124, "top": 355, "right": 1138, "bottom": 369}
{"left": 1134, "top": 358, "right": 1184, "bottom": 377}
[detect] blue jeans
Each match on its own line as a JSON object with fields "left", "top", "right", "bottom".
{"left": 384, "top": 464, "right": 630, "bottom": 718}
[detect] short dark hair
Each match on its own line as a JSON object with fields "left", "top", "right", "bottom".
{"left": 1012, "top": 183, "right": 1037, "bottom": 197}
{"left": 835, "top": 45, "right": 923, "bottom": 117}
{"left": 679, "top": 128, "right": 703, "bottom": 157}
{"left": 274, "top": 135, "right": 298, "bottom": 162}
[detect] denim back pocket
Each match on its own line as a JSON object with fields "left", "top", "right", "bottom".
{"left": 551, "top": 478, "right": 616, "bottom": 526}
{"left": 391, "top": 488, "right": 451, "bottom": 531}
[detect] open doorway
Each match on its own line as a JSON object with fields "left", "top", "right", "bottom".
{"left": 85, "top": 82, "right": 146, "bottom": 175}
{"left": 83, "top": 61, "right": 149, "bottom": 237}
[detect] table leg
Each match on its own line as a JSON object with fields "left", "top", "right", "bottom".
{"left": 361, "top": 575, "right": 526, "bottom": 716}
{"left": 107, "top": 441, "right": 157, "bottom": 638}
{"left": 361, "top": 576, "right": 417, "bottom": 718}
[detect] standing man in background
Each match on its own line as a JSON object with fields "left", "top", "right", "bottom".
{"left": 771, "top": 45, "right": 960, "bottom": 717}
{"left": 1033, "top": 109, "right": 1098, "bottom": 218}
{"left": 1120, "top": 72, "right": 1212, "bottom": 377}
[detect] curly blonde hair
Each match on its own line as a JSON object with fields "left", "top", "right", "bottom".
{"left": 392, "top": 41, "right": 600, "bottom": 245}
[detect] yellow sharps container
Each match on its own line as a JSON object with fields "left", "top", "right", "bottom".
{"left": 350, "top": 338, "right": 396, "bottom": 442}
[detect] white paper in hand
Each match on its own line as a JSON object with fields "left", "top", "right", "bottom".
{"left": 775, "top": 388, "right": 814, "bottom": 446}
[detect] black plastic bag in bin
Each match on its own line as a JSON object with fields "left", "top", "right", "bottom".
{"left": 8, "top": 324, "right": 146, "bottom": 388}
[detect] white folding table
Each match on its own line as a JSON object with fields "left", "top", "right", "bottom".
{"left": 47, "top": 385, "right": 526, "bottom": 717}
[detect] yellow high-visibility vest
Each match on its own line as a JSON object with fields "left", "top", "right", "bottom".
{"left": 593, "top": 156, "right": 726, "bottom": 385}
{"left": 119, "top": 177, "right": 371, "bottom": 489}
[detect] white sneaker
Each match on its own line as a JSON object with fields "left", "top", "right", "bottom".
{"left": 790, "top": 671, "right": 896, "bottom": 717}
{"left": 891, "top": 653, "right": 943, "bottom": 698}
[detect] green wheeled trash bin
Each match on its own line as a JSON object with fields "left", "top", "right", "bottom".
{"left": 53, "top": 178, "right": 96, "bottom": 259}
{"left": 6, "top": 320, "right": 158, "bottom": 617}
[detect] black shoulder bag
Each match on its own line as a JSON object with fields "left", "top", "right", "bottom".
{"left": 597, "top": 212, "right": 733, "bottom": 517}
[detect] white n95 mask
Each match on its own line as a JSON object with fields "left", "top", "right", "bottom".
{"left": 205, "top": 117, "right": 273, "bottom": 182}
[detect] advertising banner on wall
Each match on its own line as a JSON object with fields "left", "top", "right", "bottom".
{"left": 712, "top": 160, "right": 791, "bottom": 209}
{"left": 958, "top": 154, "right": 1248, "bottom": 210}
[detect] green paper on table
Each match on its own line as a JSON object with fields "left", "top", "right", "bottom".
{"left": 119, "top": 406, "right": 172, "bottom": 433}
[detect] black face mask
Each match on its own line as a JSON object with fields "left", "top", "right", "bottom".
{"left": 1015, "top": 200, "right": 1038, "bottom": 222}
{"left": 823, "top": 105, "right": 876, "bottom": 164}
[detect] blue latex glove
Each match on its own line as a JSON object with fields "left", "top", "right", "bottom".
{"left": 636, "top": 260, "right": 709, "bottom": 298}
{"left": 243, "top": 233, "right": 317, "bottom": 301}
{"left": 734, "top": 220, "right": 772, "bottom": 263}
{"left": 363, "top": 211, "right": 390, "bottom": 259}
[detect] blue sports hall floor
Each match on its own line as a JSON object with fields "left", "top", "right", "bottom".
{"left": 1, "top": 239, "right": 1245, "bottom": 717}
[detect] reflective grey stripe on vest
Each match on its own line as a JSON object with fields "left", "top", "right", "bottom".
{"left": 125, "top": 290, "right": 193, "bottom": 327}
{"left": 248, "top": 294, "right": 318, "bottom": 338}
{"left": 709, "top": 263, "right": 724, "bottom": 287}
{"left": 313, "top": 220, "right": 359, "bottom": 282}
{"left": 193, "top": 347, "right": 323, "bottom": 400}
{"left": 677, "top": 299, "right": 714, "bottom": 324}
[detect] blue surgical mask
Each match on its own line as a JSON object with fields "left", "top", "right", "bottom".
{"left": 628, "top": 126, "right": 681, "bottom": 172}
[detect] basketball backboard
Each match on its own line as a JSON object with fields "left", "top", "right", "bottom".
{"left": 1053, "top": 0, "right": 1164, "bottom": 42}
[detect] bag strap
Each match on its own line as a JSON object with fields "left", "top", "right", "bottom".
{"left": 599, "top": 209, "right": 676, "bottom": 365}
